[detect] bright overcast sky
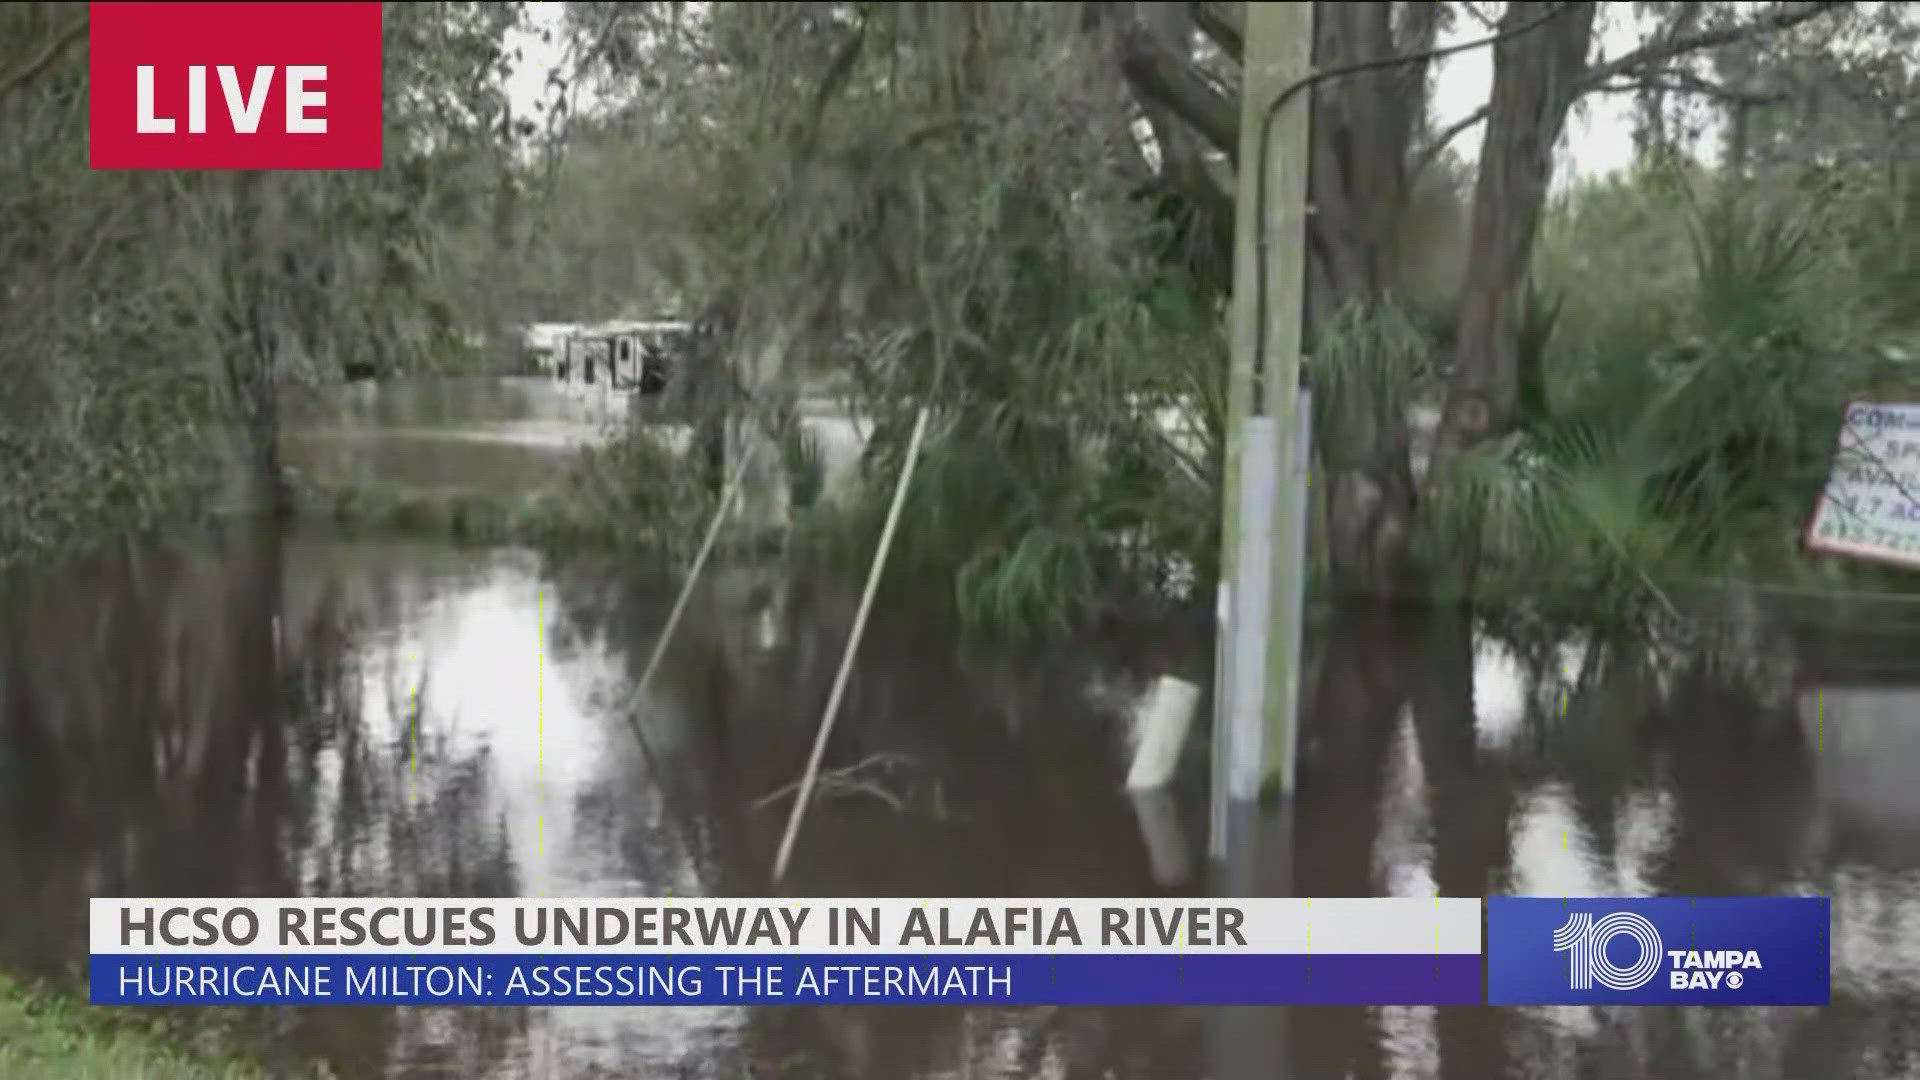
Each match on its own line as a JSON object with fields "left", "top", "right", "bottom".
{"left": 505, "top": 3, "right": 570, "bottom": 129}
{"left": 1433, "top": 8, "right": 1650, "bottom": 185}
{"left": 506, "top": 4, "right": 1651, "bottom": 184}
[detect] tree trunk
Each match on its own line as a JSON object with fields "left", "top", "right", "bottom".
{"left": 222, "top": 171, "right": 286, "bottom": 517}
{"left": 1308, "top": 2, "right": 1598, "bottom": 598}
{"left": 688, "top": 302, "right": 738, "bottom": 499}
{"left": 1305, "top": 3, "right": 1437, "bottom": 322}
{"left": 1323, "top": 449, "right": 1420, "bottom": 597}
{"left": 689, "top": 299, "right": 791, "bottom": 535}
{"left": 1430, "top": 1, "right": 1597, "bottom": 472}
{"left": 1306, "top": 2, "right": 1437, "bottom": 599}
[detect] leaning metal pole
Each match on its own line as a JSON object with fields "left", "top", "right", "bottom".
{"left": 772, "top": 405, "right": 932, "bottom": 884}
{"left": 632, "top": 441, "right": 760, "bottom": 710}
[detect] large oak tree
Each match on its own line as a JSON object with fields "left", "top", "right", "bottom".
{"left": 1117, "top": 0, "right": 1848, "bottom": 595}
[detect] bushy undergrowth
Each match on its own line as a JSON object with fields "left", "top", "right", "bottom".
{"left": 1416, "top": 180, "right": 1912, "bottom": 629}
{"left": 0, "top": 359, "right": 225, "bottom": 572}
{"left": 537, "top": 426, "right": 721, "bottom": 563}
{"left": 0, "top": 971, "right": 331, "bottom": 1079}
{"left": 830, "top": 194, "right": 1223, "bottom": 647}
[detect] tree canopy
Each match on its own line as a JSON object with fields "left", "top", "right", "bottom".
{"left": 3, "top": 1, "right": 1915, "bottom": 638}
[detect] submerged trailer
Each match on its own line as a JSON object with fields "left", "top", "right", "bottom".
{"left": 555, "top": 321, "right": 692, "bottom": 395}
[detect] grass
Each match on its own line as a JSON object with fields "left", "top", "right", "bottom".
{"left": 0, "top": 972, "right": 326, "bottom": 1080}
{"left": 284, "top": 417, "right": 716, "bottom": 557}
{"left": 305, "top": 482, "right": 564, "bottom": 544}
{"left": 287, "top": 477, "right": 611, "bottom": 549}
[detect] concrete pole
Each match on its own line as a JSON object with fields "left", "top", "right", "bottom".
{"left": 1212, "top": 0, "right": 1314, "bottom": 859}
{"left": 1269, "top": 381, "right": 1312, "bottom": 793}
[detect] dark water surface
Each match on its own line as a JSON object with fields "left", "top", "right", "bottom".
{"left": 3, "top": 526, "right": 1920, "bottom": 1079}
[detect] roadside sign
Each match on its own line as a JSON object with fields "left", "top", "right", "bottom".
{"left": 1806, "top": 401, "right": 1920, "bottom": 570}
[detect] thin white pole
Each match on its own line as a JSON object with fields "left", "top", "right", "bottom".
{"left": 772, "top": 405, "right": 932, "bottom": 883}
{"left": 632, "top": 441, "right": 760, "bottom": 706}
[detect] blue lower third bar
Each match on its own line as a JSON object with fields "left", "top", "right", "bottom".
{"left": 1487, "top": 896, "right": 1830, "bottom": 1006}
{"left": 91, "top": 953, "right": 1481, "bottom": 1006}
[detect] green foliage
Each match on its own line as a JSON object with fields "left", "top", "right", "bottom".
{"left": 562, "top": 2, "right": 1226, "bottom": 645}
{"left": 1425, "top": 178, "right": 1906, "bottom": 627}
{"left": 0, "top": 3, "right": 525, "bottom": 569}
{"left": 1308, "top": 302, "right": 1434, "bottom": 472}
{"left": 1709, "top": 4, "right": 1920, "bottom": 337}
{"left": 781, "top": 423, "right": 826, "bottom": 513}
{"left": 0, "top": 368, "right": 224, "bottom": 570}
{"left": 555, "top": 426, "right": 718, "bottom": 564}
{"left": 1, "top": 6, "right": 208, "bottom": 559}
{"left": 9, "top": 0, "right": 1910, "bottom": 659}
{"left": 839, "top": 176, "right": 1222, "bottom": 645}
{"left": 0, "top": 971, "right": 332, "bottom": 1079}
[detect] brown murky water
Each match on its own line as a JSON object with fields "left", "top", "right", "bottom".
{"left": 3, "top": 525, "right": 1919, "bottom": 1079}
{"left": 3, "top": 379, "right": 1919, "bottom": 1078}
{"left": 276, "top": 377, "right": 872, "bottom": 503}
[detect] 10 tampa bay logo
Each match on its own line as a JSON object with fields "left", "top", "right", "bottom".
{"left": 1554, "top": 911, "right": 1763, "bottom": 991}
{"left": 1486, "top": 896, "right": 1827, "bottom": 1006}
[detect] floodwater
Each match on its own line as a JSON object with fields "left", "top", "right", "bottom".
{"left": 279, "top": 378, "right": 872, "bottom": 503}
{"left": 1, "top": 379, "right": 1918, "bottom": 1078}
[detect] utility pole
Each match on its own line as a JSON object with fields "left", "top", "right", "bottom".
{"left": 1210, "top": 0, "right": 1314, "bottom": 861}
{"left": 1207, "top": 16, "right": 1314, "bottom": 1078}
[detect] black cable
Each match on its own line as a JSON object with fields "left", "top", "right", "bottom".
{"left": 1249, "top": 3, "right": 1581, "bottom": 415}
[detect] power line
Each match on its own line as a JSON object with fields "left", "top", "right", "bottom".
{"left": 1250, "top": 3, "right": 1583, "bottom": 413}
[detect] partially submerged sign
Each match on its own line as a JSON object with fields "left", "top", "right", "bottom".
{"left": 1807, "top": 402, "right": 1920, "bottom": 570}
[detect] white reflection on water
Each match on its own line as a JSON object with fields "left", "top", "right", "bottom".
{"left": 1799, "top": 687, "right": 1920, "bottom": 831}
{"left": 1612, "top": 789, "right": 1678, "bottom": 898}
{"left": 1825, "top": 866, "right": 1920, "bottom": 996}
{"left": 1507, "top": 782, "right": 1603, "bottom": 900}
{"left": 1471, "top": 635, "right": 1596, "bottom": 753}
{"left": 1473, "top": 640, "right": 1531, "bottom": 750}
{"left": 261, "top": 534, "right": 1920, "bottom": 1077}
{"left": 281, "top": 538, "right": 746, "bottom": 1078}
{"left": 1375, "top": 709, "right": 1439, "bottom": 1080}
{"left": 1376, "top": 708, "right": 1436, "bottom": 899}
{"left": 1505, "top": 783, "right": 1609, "bottom": 1046}
{"left": 1796, "top": 685, "right": 1920, "bottom": 996}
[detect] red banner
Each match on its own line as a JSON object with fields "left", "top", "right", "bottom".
{"left": 89, "top": 2, "right": 383, "bottom": 170}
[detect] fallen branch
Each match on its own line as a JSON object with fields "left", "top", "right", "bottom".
{"left": 753, "top": 751, "right": 916, "bottom": 813}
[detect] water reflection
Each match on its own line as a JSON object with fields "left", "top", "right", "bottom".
{"left": 2, "top": 531, "right": 1920, "bottom": 1077}
{"left": 278, "top": 378, "right": 871, "bottom": 506}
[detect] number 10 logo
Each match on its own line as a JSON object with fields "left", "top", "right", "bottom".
{"left": 1552, "top": 911, "right": 1664, "bottom": 991}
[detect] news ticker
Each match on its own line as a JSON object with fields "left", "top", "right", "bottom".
{"left": 89, "top": 896, "right": 1830, "bottom": 1008}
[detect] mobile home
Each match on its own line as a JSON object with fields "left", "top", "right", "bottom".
{"left": 554, "top": 321, "right": 691, "bottom": 394}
